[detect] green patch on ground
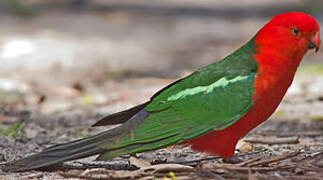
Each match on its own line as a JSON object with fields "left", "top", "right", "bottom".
{"left": 274, "top": 110, "right": 286, "bottom": 117}
{"left": 0, "top": 121, "right": 25, "bottom": 138}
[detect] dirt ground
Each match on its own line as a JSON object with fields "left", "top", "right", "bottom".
{"left": 0, "top": 0, "right": 323, "bottom": 179}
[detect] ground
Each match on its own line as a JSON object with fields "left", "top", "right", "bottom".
{"left": 0, "top": 0, "right": 323, "bottom": 179}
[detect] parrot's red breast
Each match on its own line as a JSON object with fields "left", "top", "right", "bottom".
{"left": 183, "top": 12, "right": 321, "bottom": 157}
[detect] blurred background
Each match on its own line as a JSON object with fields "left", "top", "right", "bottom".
{"left": 1, "top": 0, "right": 322, "bottom": 115}
{"left": 0, "top": 0, "right": 323, "bottom": 178}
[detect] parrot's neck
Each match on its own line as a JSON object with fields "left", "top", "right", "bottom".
{"left": 227, "top": 40, "right": 307, "bottom": 143}
{"left": 252, "top": 35, "right": 307, "bottom": 102}
{"left": 253, "top": 52, "right": 302, "bottom": 102}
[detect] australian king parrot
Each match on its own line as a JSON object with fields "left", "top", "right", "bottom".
{"left": 3, "top": 12, "right": 321, "bottom": 172}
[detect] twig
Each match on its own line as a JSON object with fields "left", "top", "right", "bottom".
{"left": 59, "top": 170, "right": 109, "bottom": 180}
{"left": 254, "top": 131, "right": 323, "bottom": 137}
{"left": 163, "top": 149, "right": 267, "bottom": 166}
{"left": 68, "top": 161, "right": 138, "bottom": 171}
{"left": 22, "top": 172, "right": 44, "bottom": 179}
{"left": 294, "top": 151, "right": 323, "bottom": 171}
{"left": 247, "top": 151, "right": 299, "bottom": 167}
{"left": 236, "top": 155, "right": 265, "bottom": 167}
{"left": 59, "top": 164, "right": 194, "bottom": 180}
{"left": 203, "top": 163, "right": 293, "bottom": 173}
{"left": 81, "top": 168, "right": 110, "bottom": 176}
{"left": 165, "top": 156, "right": 221, "bottom": 165}
{"left": 244, "top": 136, "right": 299, "bottom": 145}
{"left": 284, "top": 174, "right": 323, "bottom": 180}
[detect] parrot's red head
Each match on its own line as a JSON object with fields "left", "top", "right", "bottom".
{"left": 255, "top": 12, "right": 320, "bottom": 63}
{"left": 253, "top": 12, "right": 321, "bottom": 105}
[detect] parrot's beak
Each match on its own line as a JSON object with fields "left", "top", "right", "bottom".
{"left": 308, "top": 32, "right": 321, "bottom": 53}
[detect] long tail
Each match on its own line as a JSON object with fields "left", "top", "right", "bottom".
{"left": 3, "top": 131, "right": 112, "bottom": 172}
{"left": 3, "top": 110, "right": 151, "bottom": 172}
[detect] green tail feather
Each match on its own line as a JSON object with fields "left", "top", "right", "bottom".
{"left": 3, "top": 110, "right": 150, "bottom": 172}
{"left": 3, "top": 131, "right": 109, "bottom": 172}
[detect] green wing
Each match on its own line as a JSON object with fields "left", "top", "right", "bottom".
{"left": 98, "top": 39, "right": 258, "bottom": 159}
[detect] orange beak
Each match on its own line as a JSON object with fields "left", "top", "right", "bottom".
{"left": 309, "top": 32, "right": 321, "bottom": 53}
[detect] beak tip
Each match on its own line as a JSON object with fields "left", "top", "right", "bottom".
{"left": 308, "top": 41, "right": 320, "bottom": 53}
{"left": 310, "top": 32, "right": 321, "bottom": 53}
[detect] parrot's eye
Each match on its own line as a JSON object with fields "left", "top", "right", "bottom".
{"left": 291, "top": 27, "right": 300, "bottom": 35}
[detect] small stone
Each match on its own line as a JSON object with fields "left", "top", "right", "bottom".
{"left": 316, "top": 160, "right": 323, "bottom": 168}
{"left": 294, "top": 167, "right": 305, "bottom": 175}
{"left": 223, "top": 156, "right": 243, "bottom": 164}
{"left": 0, "top": 154, "right": 6, "bottom": 162}
{"left": 34, "top": 135, "right": 51, "bottom": 145}
{"left": 151, "top": 156, "right": 167, "bottom": 164}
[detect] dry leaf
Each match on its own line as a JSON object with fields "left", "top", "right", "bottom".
{"left": 130, "top": 156, "right": 152, "bottom": 168}
{"left": 239, "top": 142, "right": 254, "bottom": 153}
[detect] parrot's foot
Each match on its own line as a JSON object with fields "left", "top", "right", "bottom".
{"left": 222, "top": 156, "right": 243, "bottom": 164}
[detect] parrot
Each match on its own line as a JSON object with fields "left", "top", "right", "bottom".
{"left": 3, "top": 12, "right": 321, "bottom": 172}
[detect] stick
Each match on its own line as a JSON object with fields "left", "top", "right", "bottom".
{"left": 244, "top": 136, "right": 299, "bottom": 145}
{"left": 254, "top": 131, "right": 322, "bottom": 137}
{"left": 247, "top": 151, "right": 299, "bottom": 167}
{"left": 202, "top": 163, "right": 293, "bottom": 173}
{"left": 236, "top": 155, "right": 265, "bottom": 167}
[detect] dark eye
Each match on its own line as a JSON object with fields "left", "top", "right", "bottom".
{"left": 291, "top": 27, "right": 300, "bottom": 35}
